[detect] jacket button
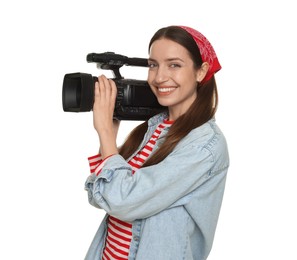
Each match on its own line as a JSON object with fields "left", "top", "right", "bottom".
{"left": 133, "top": 236, "right": 140, "bottom": 242}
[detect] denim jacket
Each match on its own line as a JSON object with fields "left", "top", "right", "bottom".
{"left": 84, "top": 112, "right": 229, "bottom": 260}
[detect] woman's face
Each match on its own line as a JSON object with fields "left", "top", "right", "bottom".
{"left": 148, "top": 38, "right": 202, "bottom": 120}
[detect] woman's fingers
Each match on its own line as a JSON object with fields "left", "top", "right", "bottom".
{"left": 93, "top": 74, "right": 117, "bottom": 129}
{"left": 96, "top": 75, "right": 116, "bottom": 103}
{"left": 94, "top": 76, "right": 108, "bottom": 106}
{"left": 109, "top": 78, "right": 117, "bottom": 102}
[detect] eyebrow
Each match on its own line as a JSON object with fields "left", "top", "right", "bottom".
{"left": 148, "top": 57, "right": 185, "bottom": 63}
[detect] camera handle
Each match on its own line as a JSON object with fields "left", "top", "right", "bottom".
{"left": 86, "top": 52, "right": 148, "bottom": 79}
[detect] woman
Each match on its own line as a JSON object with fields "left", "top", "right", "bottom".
{"left": 85, "top": 25, "right": 229, "bottom": 260}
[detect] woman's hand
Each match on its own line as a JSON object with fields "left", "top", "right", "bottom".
{"left": 93, "top": 75, "right": 117, "bottom": 132}
{"left": 93, "top": 75, "right": 119, "bottom": 158}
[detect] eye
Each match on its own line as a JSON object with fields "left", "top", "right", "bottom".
{"left": 169, "top": 63, "right": 181, "bottom": 68}
{"left": 148, "top": 62, "right": 157, "bottom": 68}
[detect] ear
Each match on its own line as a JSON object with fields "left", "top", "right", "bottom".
{"left": 196, "top": 62, "right": 209, "bottom": 82}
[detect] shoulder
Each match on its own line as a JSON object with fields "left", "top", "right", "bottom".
{"left": 176, "top": 119, "right": 229, "bottom": 171}
{"left": 178, "top": 119, "right": 226, "bottom": 146}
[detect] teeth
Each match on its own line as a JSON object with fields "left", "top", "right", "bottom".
{"left": 158, "top": 87, "right": 175, "bottom": 93}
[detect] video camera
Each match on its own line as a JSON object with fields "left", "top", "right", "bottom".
{"left": 62, "top": 52, "right": 165, "bottom": 120}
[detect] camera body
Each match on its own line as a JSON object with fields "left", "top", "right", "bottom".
{"left": 62, "top": 52, "right": 165, "bottom": 121}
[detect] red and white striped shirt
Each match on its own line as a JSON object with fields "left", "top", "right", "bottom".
{"left": 88, "top": 120, "right": 173, "bottom": 260}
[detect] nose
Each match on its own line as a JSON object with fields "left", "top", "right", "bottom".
{"left": 152, "top": 66, "right": 169, "bottom": 84}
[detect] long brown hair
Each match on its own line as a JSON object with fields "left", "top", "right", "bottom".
{"left": 119, "top": 26, "right": 218, "bottom": 166}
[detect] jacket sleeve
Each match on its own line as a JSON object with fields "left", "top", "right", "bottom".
{"left": 85, "top": 130, "right": 229, "bottom": 222}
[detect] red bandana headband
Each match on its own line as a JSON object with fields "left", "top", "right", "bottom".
{"left": 178, "top": 26, "right": 221, "bottom": 83}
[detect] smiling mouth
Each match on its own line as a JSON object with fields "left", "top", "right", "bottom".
{"left": 157, "top": 87, "right": 176, "bottom": 93}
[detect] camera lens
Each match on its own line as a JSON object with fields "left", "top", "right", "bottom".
{"left": 62, "top": 73, "right": 95, "bottom": 112}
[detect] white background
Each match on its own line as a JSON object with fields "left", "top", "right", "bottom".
{"left": 1, "top": 0, "right": 296, "bottom": 259}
